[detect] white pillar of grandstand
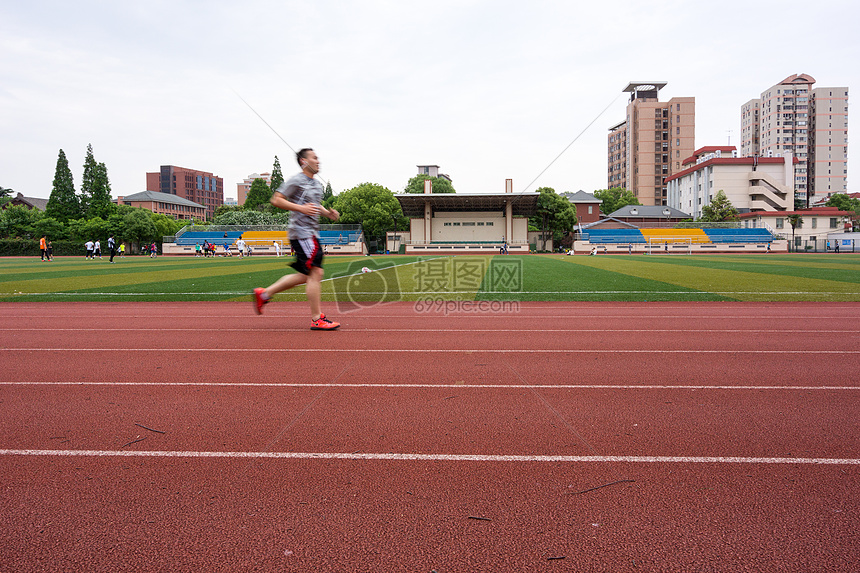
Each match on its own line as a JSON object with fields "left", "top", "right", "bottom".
{"left": 424, "top": 179, "right": 432, "bottom": 243}
{"left": 505, "top": 178, "right": 513, "bottom": 240}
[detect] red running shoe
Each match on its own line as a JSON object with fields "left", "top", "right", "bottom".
{"left": 252, "top": 288, "right": 269, "bottom": 314}
{"left": 311, "top": 313, "right": 340, "bottom": 330}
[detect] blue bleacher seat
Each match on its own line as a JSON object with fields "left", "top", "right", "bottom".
{"left": 704, "top": 229, "right": 774, "bottom": 243}
{"left": 585, "top": 229, "right": 646, "bottom": 244}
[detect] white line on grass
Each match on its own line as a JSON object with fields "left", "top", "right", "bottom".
{"left": 1, "top": 449, "right": 857, "bottom": 465}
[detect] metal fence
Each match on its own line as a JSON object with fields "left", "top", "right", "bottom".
{"left": 788, "top": 238, "right": 859, "bottom": 253}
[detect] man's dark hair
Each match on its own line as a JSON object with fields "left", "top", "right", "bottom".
{"left": 296, "top": 148, "right": 314, "bottom": 167}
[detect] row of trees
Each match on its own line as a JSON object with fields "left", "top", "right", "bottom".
{"left": 0, "top": 146, "right": 186, "bottom": 254}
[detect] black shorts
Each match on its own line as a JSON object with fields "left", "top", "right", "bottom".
{"left": 290, "top": 237, "right": 323, "bottom": 275}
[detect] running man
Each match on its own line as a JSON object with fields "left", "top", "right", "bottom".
{"left": 253, "top": 148, "right": 340, "bottom": 330}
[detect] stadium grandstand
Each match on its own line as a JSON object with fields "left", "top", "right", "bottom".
{"left": 574, "top": 223, "right": 782, "bottom": 254}
{"left": 161, "top": 225, "right": 366, "bottom": 256}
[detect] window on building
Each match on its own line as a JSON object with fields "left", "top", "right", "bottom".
{"left": 830, "top": 218, "right": 838, "bottom": 228}
{"left": 812, "top": 218, "right": 817, "bottom": 229}
{"left": 776, "top": 218, "right": 784, "bottom": 229}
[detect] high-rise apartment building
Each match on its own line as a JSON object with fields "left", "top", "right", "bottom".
{"left": 809, "top": 86, "right": 849, "bottom": 197}
{"left": 146, "top": 166, "right": 224, "bottom": 221}
{"left": 607, "top": 82, "right": 695, "bottom": 207}
{"left": 237, "top": 172, "right": 272, "bottom": 206}
{"left": 739, "top": 74, "right": 848, "bottom": 205}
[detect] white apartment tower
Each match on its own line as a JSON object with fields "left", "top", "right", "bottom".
{"left": 740, "top": 74, "right": 848, "bottom": 206}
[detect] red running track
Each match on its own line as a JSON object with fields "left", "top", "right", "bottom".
{"left": 1, "top": 301, "right": 859, "bottom": 572}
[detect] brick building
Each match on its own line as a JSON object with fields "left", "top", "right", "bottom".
{"left": 146, "top": 165, "right": 223, "bottom": 220}
{"left": 117, "top": 190, "right": 206, "bottom": 221}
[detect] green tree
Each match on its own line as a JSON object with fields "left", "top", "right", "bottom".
{"left": 243, "top": 178, "right": 272, "bottom": 211}
{"left": 0, "top": 204, "right": 40, "bottom": 239}
{"left": 529, "top": 187, "right": 578, "bottom": 251}
{"left": 32, "top": 216, "right": 68, "bottom": 241}
{"left": 403, "top": 174, "right": 455, "bottom": 194}
{"left": 77, "top": 216, "right": 110, "bottom": 243}
{"left": 825, "top": 193, "right": 860, "bottom": 228}
{"left": 699, "top": 190, "right": 739, "bottom": 222}
{"left": 0, "top": 185, "right": 13, "bottom": 207}
{"left": 320, "top": 181, "right": 337, "bottom": 223}
{"left": 151, "top": 213, "right": 184, "bottom": 240}
{"left": 88, "top": 162, "right": 114, "bottom": 219}
{"left": 786, "top": 214, "right": 802, "bottom": 251}
{"left": 212, "top": 209, "right": 288, "bottom": 226}
{"left": 593, "top": 187, "right": 639, "bottom": 216}
{"left": 334, "top": 183, "right": 402, "bottom": 245}
{"left": 122, "top": 208, "right": 158, "bottom": 248}
{"left": 214, "top": 204, "right": 244, "bottom": 218}
{"left": 270, "top": 156, "right": 284, "bottom": 193}
{"left": 80, "top": 144, "right": 97, "bottom": 215}
{"left": 45, "top": 149, "right": 81, "bottom": 223}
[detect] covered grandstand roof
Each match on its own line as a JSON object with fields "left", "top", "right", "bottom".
{"left": 609, "top": 205, "right": 690, "bottom": 219}
{"left": 394, "top": 192, "right": 540, "bottom": 217}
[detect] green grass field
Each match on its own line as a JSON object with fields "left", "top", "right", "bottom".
{"left": 2, "top": 253, "right": 860, "bottom": 303}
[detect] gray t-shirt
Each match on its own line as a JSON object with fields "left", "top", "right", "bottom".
{"left": 276, "top": 172, "right": 324, "bottom": 239}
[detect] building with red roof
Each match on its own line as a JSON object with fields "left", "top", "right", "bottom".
{"left": 666, "top": 146, "right": 796, "bottom": 219}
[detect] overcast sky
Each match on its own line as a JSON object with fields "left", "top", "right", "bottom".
{"left": 1, "top": 0, "right": 857, "bottom": 202}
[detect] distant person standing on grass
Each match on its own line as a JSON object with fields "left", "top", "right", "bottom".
{"left": 46, "top": 240, "right": 53, "bottom": 261}
{"left": 252, "top": 148, "right": 341, "bottom": 330}
{"left": 40, "top": 236, "right": 47, "bottom": 261}
{"left": 94, "top": 239, "right": 102, "bottom": 259}
{"left": 150, "top": 242, "right": 157, "bottom": 258}
{"left": 108, "top": 235, "right": 117, "bottom": 263}
{"left": 120, "top": 243, "right": 125, "bottom": 257}
{"left": 85, "top": 240, "right": 94, "bottom": 260}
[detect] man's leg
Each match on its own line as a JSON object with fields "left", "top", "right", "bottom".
{"left": 265, "top": 272, "right": 307, "bottom": 297}
{"left": 305, "top": 266, "right": 324, "bottom": 319}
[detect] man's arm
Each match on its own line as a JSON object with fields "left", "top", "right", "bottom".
{"left": 270, "top": 192, "right": 320, "bottom": 216}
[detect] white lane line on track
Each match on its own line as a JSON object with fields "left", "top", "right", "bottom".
{"left": 2, "top": 328, "right": 857, "bottom": 334}
{"left": 2, "top": 314, "right": 857, "bottom": 320}
{"left": 4, "top": 382, "right": 859, "bottom": 391}
{"left": 3, "top": 348, "right": 860, "bottom": 354}
{"left": 1, "top": 449, "right": 857, "bottom": 465}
